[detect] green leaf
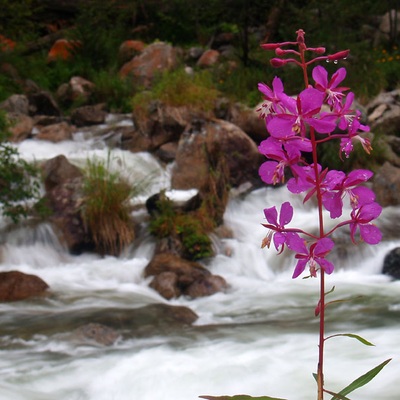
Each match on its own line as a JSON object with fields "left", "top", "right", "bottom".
{"left": 325, "top": 286, "right": 336, "bottom": 296}
{"left": 330, "top": 358, "right": 392, "bottom": 400}
{"left": 199, "top": 395, "right": 287, "bottom": 400}
{"left": 325, "top": 333, "right": 375, "bottom": 346}
{"left": 324, "top": 389, "right": 351, "bottom": 400}
{"left": 325, "top": 295, "right": 363, "bottom": 308}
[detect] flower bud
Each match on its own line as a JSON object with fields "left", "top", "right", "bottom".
{"left": 275, "top": 47, "right": 286, "bottom": 56}
{"left": 296, "top": 29, "right": 305, "bottom": 44}
{"left": 313, "top": 47, "right": 326, "bottom": 54}
{"left": 270, "top": 58, "right": 286, "bottom": 67}
{"left": 327, "top": 49, "right": 350, "bottom": 61}
{"left": 261, "top": 43, "right": 282, "bottom": 50}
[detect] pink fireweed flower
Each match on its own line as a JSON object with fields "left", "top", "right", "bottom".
{"left": 286, "top": 233, "right": 335, "bottom": 278}
{"left": 337, "top": 92, "right": 370, "bottom": 133}
{"left": 323, "top": 169, "right": 376, "bottom": 218}
{"left": 261, "top": 201, "right": 293, "bottom": 252}
{"left": 312, "top": 66, "right": 349, "bottom": 109}
{"left": 258, "top": 137, "right": 303, "bottom": 184}
{"left": 349, "top": 202, "right": 382, "bottom": 244}
{"left": 340, "top": 133, "right": 372, "bottom": 159}
{"left": 287, "top": 164, "right": 331, "bottom": 203}
{"left": 257, "top": 77, "right": 286, "bottom": 121}
{"left": 267, "top": 87, "right": 336, "bottom": 139}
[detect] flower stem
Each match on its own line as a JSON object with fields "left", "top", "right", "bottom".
{"left": 310, "top": 126, "right": 326, "bottom": 400}
{"left": 317, "top": 270, "right": 326, "bottom": 400}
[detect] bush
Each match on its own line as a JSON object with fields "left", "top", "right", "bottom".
{"left": 0, "top": 111, "right": 46, "bottom": 223}
{"left": 132, "top": 67, "right": 220, "bottom": 121}
{"left": 148, "top": 194, "right": 213, "bottom": 261}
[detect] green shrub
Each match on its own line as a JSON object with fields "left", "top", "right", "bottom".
{"left": 132, "top": 67, "right": 220, "bottom": 120}
{"left": 0, "top": 111, "right": 46, "bottom": 223}
{"left": 148, "top": 195, "right": 213, "bottom": 261}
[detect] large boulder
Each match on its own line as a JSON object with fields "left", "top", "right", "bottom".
{"left": 71, "top": 104, "right": 107, "bottom": 127}
{"left": 72, "top": 323, "right": 120, "bottom": 346}
{"left": 41, "top": 154, "right": 83, "bottom": 192}
{"left": 6, "top": 112, "right": 34, "bottom": 142}
{"left": 132, "top": 102, "right": 192, "bottom": 149}
{"left": 118, "top": 39, "right": 146, "bottom": 64}
{"left": 44, "top": 176, "right": 93, "bottom": 254}
{"left": 382, "top": 247, "right": 400, "bottom": 279}
{"left": 36, "top": 121, "right": 75, "bottom": 142}
{"left": 227, "top": 102, "right": 268, "bottom": 144}
{"left": 366, "top": 89, "right": 400, "bottom": 136}
{"left": 119, "top": 42, "right": 178, "bottom": 87}
{"left": 372, "top": 161, "right": 400, "bottom": 206}
{"left": 0, "top": 94, "right": 29, "bottom": 115}
{"left": 0, "top": 271, "right": 49, "bottom": 302}
{"left": 56, "top": 76, "right": 95, "bottom": 106}
{"left": 171, "top": 118, "right": 262, "bottom": 190}
{"left": 28, "top": 90, "right": 61, "bottom": 117}
{"left": 45, "top": 177, "right": 85, "bottom": 250}
{"left": 145, "top": 252, "right": 227, "bottom": 299}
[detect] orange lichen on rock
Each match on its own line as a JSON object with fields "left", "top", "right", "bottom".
{"left": 0, "top": 35, "right": 16, "bottom": 52}
{"left": 47, "top": 39, "right": 81, "bottom": 62}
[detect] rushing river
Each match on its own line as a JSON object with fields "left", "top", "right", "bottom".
{"left": 1, "top": 118, "right": 399, "bottom": 400}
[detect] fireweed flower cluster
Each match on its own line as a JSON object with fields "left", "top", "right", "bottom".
{"left": 258, "top": 30, "right": 382, "bottom": 280}
{"left": 202, "top": 30, "right": 391, "bottom": 400}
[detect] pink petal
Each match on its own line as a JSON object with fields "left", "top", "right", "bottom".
{"left": 312, "top": 66, "right": 328, "bottom": 88}
{"left": 359, "top": 224, "right": 382, "bottom": 244}
{"left": 292, "top": 259, "right": 307, "bottom": 278}
{"left": 263, "top": 206, "right": 278, "bottom": 225}
{"left": 279, "top": 201, "right": 293, "bottom": 226}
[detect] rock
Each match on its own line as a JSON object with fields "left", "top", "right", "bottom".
{"left": 45, "top": 177, "right": 93, "bottom": 254}
{"left": 186, "top": 46, "right": 204, "bottom": 61}
{"left": 149, "top": 271, "right": 180, "bottom": 300}
{"left": 36, "top": 121, "right": 74, "bottom": 142}
{"left": 382, "top": 247, "right": 400, "bottom": 279}
{"left": 154, "top": 141, "right": 179, "bottom": 163}
{"left": 145, "top": 190, "right": 201, "bottom": 216}
{"left": 73, "top": 323, "right": 120, "bottom": 346}
{"left": 171, "top": 118, "right": 262, "bottom": 190}
{"left": 41, "top": 155, "right": 83, "bottom": 192}
{"left": 0, "top": 94, "right": 29, "bottom": 115}
{"left": 119, "top": 127, "right": 153, "bottom": 152}
{"left": 366, "top": 89, "right": 400, "bottom": 135}
{"left": 228, "top": 102, "right": 268, "bottom": 143}
{"left": 375, "top": 10, "right": 400, "bottom": 45}
{"left": 47, "top": 39, "right": 81, "bottom": 62}
{"left": 372, "top": 162, "right": 400, "bottom": 206}
{"left": 184, "top": 274, "right": 228, "bottom": 298}
{"left": 119, "top": 41, "right": 178, "bottom": 87}
{"left": 132, "top": 103, "right": 192, "bottom": 149}
{"left": 0, "top": 271, "right": 49, "bottom": 302}
{"left": 196, "top": 49, "right": 220, "bottom": 68}
{"left": 145, "top": 252, "right": 227, "bottom": 299}
{"left": 56, "top": 76, "right": 95, "bottom": 106}
{"left": 6, "top": 112, "right": 34, "bottom": 142}
{"left": 28, "top": 90, "right": 61, "bottom": 117}
{"left": 118, "top": 39, "right": 146, "bottom": 63}
{"left": 71, "top": 104, "right": 107, "bottom": 127}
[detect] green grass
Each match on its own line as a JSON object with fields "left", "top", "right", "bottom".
{"left": 81, "top": 155, "right": 146, "bottom": 256}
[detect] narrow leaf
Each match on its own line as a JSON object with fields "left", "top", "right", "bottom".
{"left": 325, "top": 333, "right": 374, "bottom": 346}
{"left": 325, "top": 295, "right": 363, "bottom": 308}
{"left": 325, "top": 286, "right": 336, "bottom": 296}
{"left": 324, "top": 389, "right": 351, "bottom": 400}
{"left": 331, "top": 358, "right": 392, "bottom": 400}
{"left": 199, "top": 395, "right": 287, "bottom": 400}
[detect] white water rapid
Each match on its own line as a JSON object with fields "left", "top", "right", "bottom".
{"left": 1, "top": 117, "right": 399, "bottom": 400}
